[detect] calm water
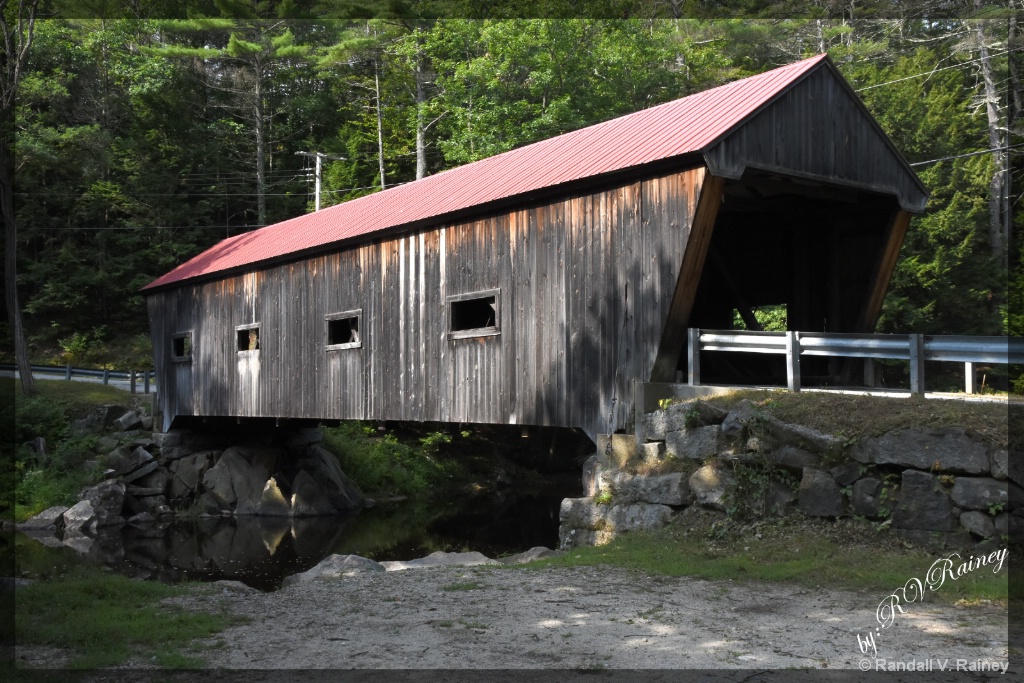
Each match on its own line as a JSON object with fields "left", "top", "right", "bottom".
{"left": 11, "top": 478, "right": 578, "bottom": 591}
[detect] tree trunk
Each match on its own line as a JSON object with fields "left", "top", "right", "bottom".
{"left": 414, "top": 35, "right": 427, "bottom": 181}
{"left": 975, "top": 18, "right": 1007, "bottom": 266}
{"left": 254, "top": 59, "right": 267, "bottom": 226}
{"left": 375, "top": 57, "right": 386, "bottom": 190}
{"left": 1, "top": 0, "right": 39, "bottom": 395}
{"left": 1009, "top": 14, "right": 1022, "bottom": 122}
{"left": 0, "top": 133, "right": 35, "bottom": 395}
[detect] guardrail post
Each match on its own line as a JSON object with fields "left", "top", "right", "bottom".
{"left": 785, "top": 331, "right": 801, "bottom": 392}
{"left": 130, "top": 370, "right": 136, "bottom": 394}
{"left": 863, "top": 358, "right": 875, "bottom": 387}
{"left": 102, "top": 368, "right": 110, "bottom": 385}
{"left": 964, "top": 361, "right": 975, "bottom": 395}
{"left": 65, "top": 363, "right": 72, "bottom": 381}
{"left": 909, "top": 334, "right": 925, "bottom": 395}
{"left": 687, "top": 328, "right": 701, "bottom": 386}
{"left": 144, "top": 370, "right": 150, "bottom": 394}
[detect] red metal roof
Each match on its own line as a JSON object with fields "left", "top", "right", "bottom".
{"left": 143, "top": 54, "right": 829, "bottom": 291}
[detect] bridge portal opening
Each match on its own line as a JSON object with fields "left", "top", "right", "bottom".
{"left": 680, "top": 172, "right": 903, "bottom": 387}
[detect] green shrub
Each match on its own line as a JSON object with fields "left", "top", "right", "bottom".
{"left": 14, "top": 465, "right": 96, "bottom": 521}
{"left": 321, "top": 422, "right": 465, "bottom": 496}
{"left": 15, "top": 394, "right": 68, "bottom": 445}
{"left": 10, "top": 384, "right": 107, "bottom": 521}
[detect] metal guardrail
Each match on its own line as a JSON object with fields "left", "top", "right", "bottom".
{"left": 687, "top": 329, "right": 1022, "bottom": 394}
{"left": 0, "top": 363, "right": 155, "bottom": 394}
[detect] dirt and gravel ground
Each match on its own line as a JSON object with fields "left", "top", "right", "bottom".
{"left": 161, "top": 561, "right": 1008, "bottom": 671}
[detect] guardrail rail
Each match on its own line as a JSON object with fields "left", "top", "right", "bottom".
{"left": 1, "top": 364, "right": 155, "bottom": 394}
{"left": 686, "top": 328, "right": 1022, "bottom": 394}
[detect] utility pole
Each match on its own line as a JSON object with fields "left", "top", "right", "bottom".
{"left": 295, "top": 151, "right": 345, "bottom": 211}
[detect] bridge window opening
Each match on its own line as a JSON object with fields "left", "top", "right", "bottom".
{"left": 326, "top": 310, "right": 362, "bottom": 349}
{"left": 236, "top": 324, "right": 260, "bottom": 352}
{"left": 448, "top": 290, "right": 500, "bottom": 339}
{"left": 171, "top": 333, "right": 192, "bottom": 361}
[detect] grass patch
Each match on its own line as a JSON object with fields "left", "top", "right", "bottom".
{"left": 12, "top": 377, "right": 146, "bottom": 421}
{"left": 527, "top": 513, "right": 1010, "bottom": 605}
{"left": 14, "top": 565, "right": 238, "bottom": 668}
{"left": 680, "top": 389, "right": 1008, "bottom": 448}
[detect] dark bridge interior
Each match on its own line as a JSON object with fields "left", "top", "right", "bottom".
{"left": 681, "top": 172, "right": 904, "bottom": 387}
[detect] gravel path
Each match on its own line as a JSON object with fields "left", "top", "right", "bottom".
{"left": 165, "top": 563, "right": 1008, "bottom": 671}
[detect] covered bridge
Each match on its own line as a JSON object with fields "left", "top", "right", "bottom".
{"left": 143, "top": 54, "right": 928, "bottom": 439}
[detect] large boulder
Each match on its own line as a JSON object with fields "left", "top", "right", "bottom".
{"left": 559, "top": 497, "right": 608, "bottom": 531}
{"left": 664, "top": 425, "right": 721, "bottom": 461}
{"left": 601, "top": 502, "right": 673, "bottom": 533}
{"left": 290, "top": 470, "right": 339, "bottom": 517}
{"left": 133, "top": 467, "right": 170, "bottom": 494}
{"left": 720, "top": 400, "right": 758, "bottom": 441}
{"left": 852, "top": 478, "right": 895, "bottom": 518}
{"left": 849, "top": 428, "right": 990, "bottom": 475}
{"left": 767, "top": 445, "right": 821, "bottom": 472}
{"left": 200, "top": 446, "right": 281, "bottom": 515}
{"left": 892, "top": 470, "right": 954, "bottom": 532}
{"left": 558, "top": 498, "right": 672, "bottom": 549}
{"left": 63, "top": 500, "right": 97, "bottom": 532}
{"left": 766, "top": 421, "right": 843, "bottom": 457}
{"left": 643, "top": 401, "right": 727, "bottom": 441}
{"left": 168, "top": 450, "right": 219, "bottom": 502}
{"left": 829, "top": 462, "right": 863, "bottom": 487}
{"left": 990, "top": 450, "right": 1008, "bottom": 480}
{"left": 107, "top": 446, "right": 156, "bottom": 479}
{"left": 114, "top": 411, "right": 144, "bottom": 432}
{"left": 798, "top": 468, "right": 844, "bottom": 517}
{"left": 950, "top": 477, "right": 1014, "bottom": 511}
{"left": 18, "top": 505, "right": 69, "bottom": 532}
{"left": 959, "top": 510, "right": 996, "bottom": 539}
{"left": 688, "top": 462, "right": 735, "bottom": 511}
{"left": 283, "top": 554, "right": 384, "bottom": 586}
{"left": 294, "top": 445, "right": 365, "bottom": 511}
{"left": 598, "top": 470, "right": 691, "bottom": 506}
{"left": 78, "top": 480, "right": 126, "bottom": 528}
{"left": 380, "top": 551, "right": 501, "bottom": 571}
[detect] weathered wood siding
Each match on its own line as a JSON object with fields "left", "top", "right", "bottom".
{"left": 147, "top": 166, "right": 712, "bottom": 436}
{"left": 703, "top": 65, "right": 927, "bottom": 213}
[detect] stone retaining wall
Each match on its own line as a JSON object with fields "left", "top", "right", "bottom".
{"left": 560, "top": 399, "right": 1019, "bottom": 550}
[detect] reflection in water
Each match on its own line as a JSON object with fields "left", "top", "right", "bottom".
{"left": 13, "top": 485, "right": 573, "bottom": 591}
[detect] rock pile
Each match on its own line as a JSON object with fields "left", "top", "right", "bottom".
{"left": 18, "top": 407, "right": 368, "bottom": 542}
{"left": 560, "top": 399, "right": 1018, "bottom": 550}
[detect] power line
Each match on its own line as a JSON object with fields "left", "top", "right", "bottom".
{"left": 29, "top": 224, "right": 264, "bottom": 231}
{"left": 854, "top": 49, "right": 1016, "bottom": 92}
{"left": 909, "top": 142, "right": 1024, "bottom": 167}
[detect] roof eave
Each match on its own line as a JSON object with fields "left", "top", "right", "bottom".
{"left": 141, "top": 153, "right": 708, "bottom": 294}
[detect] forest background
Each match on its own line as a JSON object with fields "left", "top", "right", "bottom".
{"left": 1, "top": 0, "right": 1020, "bottom": 390}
